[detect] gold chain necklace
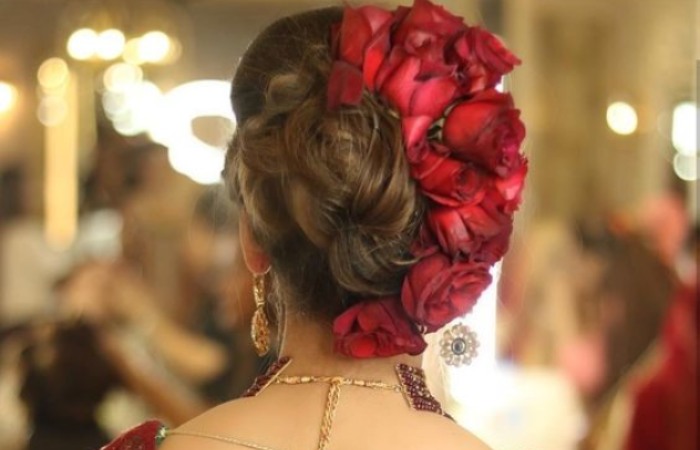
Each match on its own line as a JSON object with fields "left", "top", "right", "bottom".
{"left": 165, "top": 358, "right": 447, "bottom": 450}
{"left": 273, "top": 375, "right": 404, "bottom": 449}
{"left": 165, "top": 430, "right": 281, "bottom": 450}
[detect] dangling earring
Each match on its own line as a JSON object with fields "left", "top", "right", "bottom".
{"left": 439, "top": 323, "right": 479, "bottom": 367}
{"left": 251, "top": 273, "right": 271, "bottom": 356}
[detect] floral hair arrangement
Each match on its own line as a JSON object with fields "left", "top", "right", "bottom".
{"left": 328, "top": 0, "right": 527, "bottom": 358}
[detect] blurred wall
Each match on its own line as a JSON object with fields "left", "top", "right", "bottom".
{"left": 505, "top": 0, "right": 697, "bottom": 222}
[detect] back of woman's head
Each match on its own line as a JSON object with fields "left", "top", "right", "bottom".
{"left": 226, "top": 8, "right": 423, "bottom": 321}
{"left": 225, "top": 2, "right": 526, "bottom": 358}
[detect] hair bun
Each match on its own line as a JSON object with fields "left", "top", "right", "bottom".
{"left": 230, "top": 49, "right": 424, "bottom": 317}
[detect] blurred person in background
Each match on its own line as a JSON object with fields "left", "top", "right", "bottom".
{"left": 101, "top": 189, "right": 268, "bottom": 405}
{"left": 498, "top": 220, "right": 590, "bottom": 374}
{"left": 18, "top": 320, "right": 120, "bottom": 450}
{"left": 119, "top": 143, "right": 201, "bottom": 322}
{"left": 576, "top": 223, "right": 697, "bottom": 450}
{"left": 0, "top": 165, "right": 70, "bottom": 326}
{"left": 54, "top": 186, "right": 269, "bottom": 422}
{"left": 498, "top": 215, "right": 696, "bottom": 450}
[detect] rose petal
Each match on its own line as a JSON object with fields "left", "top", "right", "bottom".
{"left": 363, "top": 20, "right": 393, "bottom": 91}
{"left": 411, "top": 224, "right": 440, "bottom": 258}
{"left": 327, "top": 61, "right": 364, "bottom": 110}
{"left": 402, "top": 116, "right": 433, "bottom": 157}
{"left": 401, "top": 254, "right": 492, "bottom": 331}
{"left": 348, "top": 335, "right": 378, "bottom": 358}
{"left": 427, "top": 200, "right": 509, "bottom": 258}
{"left": 339, "top": 7, "right": 373, "bottom": 67}
{"left": 394, "top": 0, "right": 466, "bottom": 43}
{"left": 473, "top": 221, "right": 513, "bottom": 263}
{"left": 449, "top": 27, "right": 521, "bottom": 94}
{"left": 443, "top": 90, "right": 526, "bottom": 175}
{"left": 411, "top": 146, "right": 487, "bottom": 207}
{"left": 495, "top": 156, "right": 527, "bottom": 200}
{"left": 374, "top": 46, "right": 407, "bottom": 92}
{"left": 333, "top": 297, "right": 426, "bottom": 358}
{"left": 358, "top": 5, "right": 394, "bottom": 33}
{"left": 409, "top": 76, "right": 458, "bottom": 119}
{"left": 443, "top": 90, "right": 511, "bottom": 149}
{"left": 471, "top": 26, "right": 521, "bottom": 74}
{"left": 380, "top": 56, "right": 421, "bottom": 116}
{"left": 427, "top": 207, "right": 474, "bottom": 256}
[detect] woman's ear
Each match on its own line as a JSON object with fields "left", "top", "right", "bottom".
{"left": 239, "top": 212, "right": 271, "bottom": 275}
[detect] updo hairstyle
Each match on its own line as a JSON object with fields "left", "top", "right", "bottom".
{"left": 225, "top": 8, "right": 426, "bottom": 322}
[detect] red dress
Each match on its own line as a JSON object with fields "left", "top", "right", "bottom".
{"left": 101, "top": 420, "right": 165, "bottom": 450}
{"left": 625, "top": 285, "right": 698, "bottom": 450}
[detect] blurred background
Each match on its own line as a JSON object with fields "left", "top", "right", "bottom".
{"left": 0, "top": 0, "right": 696, "bottom": 449}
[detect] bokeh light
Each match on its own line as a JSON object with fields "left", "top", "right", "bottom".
{"left": 37, "top": 96, "right": 68, "bottom": 127}
{"left": 103, "top": 63, "right": 143, "bottom": 93}
{"left": 37, "top": 58, "right": 70, "bottom": 92}
{"left": 102, "top": 81, "right": 163, "bottom": 136}
{"left": 122, "top": 38, "right": 144, "bottom": 65}
{"left": 96, "top": 29, "right": 126, "bottom": 60}
{"left": 672, "top": 102, "right": 697, "bottom": 156}
{"left": 606, "top": 101, "right": 638, "bottom": 135}
{"left": 673, "top": 153, "right": 698, "bottom": 181}
{"left": 137, "top": 31, "right": 172, "bottom": 63}
{"left": 0, "top": 81, "right": 18, "bottom": 114}
{"left": 149, "top": 80, "right": 235, "bottom": 184}
{"left": 66, "top": 28, "right": 98, "bottom": 60}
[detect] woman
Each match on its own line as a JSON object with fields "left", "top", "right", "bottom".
{"left": 104, "top": 1, "right": 526, "bottom": 449}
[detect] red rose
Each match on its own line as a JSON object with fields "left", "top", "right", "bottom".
{"left": 449, "top": 27, "right": 521, "bottom": 94}
{"left": 393, "top": 0, "right": 466, "bottom": 44}
{"left": 333, "top": 297, "right": 427, "bottom": 358}
{"left": 426, "top": 200, "right": 510, "bottom": 257}
{"left": 401, "top": 253, "right": 492, "bottom": 331}
{"left": 329, "top": 6, "right": 394, "bottom": 109}
{"left": 411, "top": 224, "right": 440, "bottom": 258}
{"left": 391, "top": 0, "right": 465, "bottom": 83}
{"left": 325, "top": 1, "right": 527, "bottom": 362}
{"left": 375, "top": 47, "right": 458, "bottom": 119}
{"left": 337, "top": 6, "right": 394, "bottom": 68}
{"left": 410, "top": 143, "right": 487, "bottom": 207}
{"left": 402, "top": 116, "right": 433, "bottom": 152}
{"left": 443, "top": 89, "right": 526, "bottom": 176}
{"left": 473, "top": 222, "right": 513, "bottom": 264}
{"left": 486, "top": 158, "right": 528, "bottom": 213}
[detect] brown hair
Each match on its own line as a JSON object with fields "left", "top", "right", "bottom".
{"left": 578, "top": 224, "right": 677, "bottom": 400}
{"left": 224, "top": 8, "right": 425, "bottom": 322}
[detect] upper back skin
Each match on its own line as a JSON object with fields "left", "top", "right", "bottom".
{"left": 159, "top": 383, "right": 492, "bottom": 450}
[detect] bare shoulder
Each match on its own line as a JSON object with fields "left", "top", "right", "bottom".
{"left": 393, "top": 412, "right": 492, "bottom": 450}
{"left": 432, "top": 418, "right": 493, "bottom": 450}
{"left": 158, "top": 397, "right": 267, "bottom": 450}
{"left": 159, "top": 394, "right": 492, "bottom": 450}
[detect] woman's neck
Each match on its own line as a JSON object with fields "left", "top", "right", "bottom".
{"left": 278, "top": 313, "right": 422, "bottom": 383}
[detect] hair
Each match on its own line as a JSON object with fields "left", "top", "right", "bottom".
{"left": 577, "top": 224, "right": 677, "bottom": 399}
{"left": 19, "top": 321, "right": 120, "bottom": 426}
{"left": 224, "top": 8, "right": 426, "bottom": 322}
{"left": 193, "top": 186, "right": 238, "bottom": 232}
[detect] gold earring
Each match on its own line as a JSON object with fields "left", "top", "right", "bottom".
{"left": 251, "top": 273, "right": 271, "bottom": 356}
{"left": 439, "top": 323, "right": 479, "bottom": 367}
